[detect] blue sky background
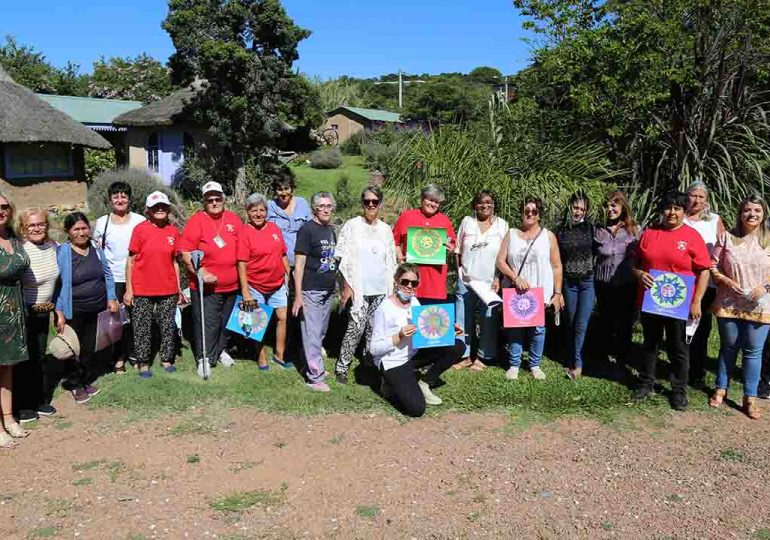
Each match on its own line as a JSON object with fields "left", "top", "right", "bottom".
{"left": 3, "top": 0, "right": 534, "bottom": 78}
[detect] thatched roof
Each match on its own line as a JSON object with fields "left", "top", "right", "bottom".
{"left": 0, "top": 65, "right": 111, "bottom": 149}
{"left": 113, "top": 85, "right": 197, "bottom": 127}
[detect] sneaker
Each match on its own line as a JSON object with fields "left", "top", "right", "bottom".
{"left": 163, "top": 364, "right": 177, "bottom": 373}
{"left": 670, "top": 391, "right": 688, "bottom": 411}
{"left": 84, "top": 384, "right": 100, "bottom": 396}
{"left": 757, "top": 380, "right": 770, "bottom": 400}
{"left": 71, "top": 388, "right": 90, "bottom": 404}
{"left": 335, "top": 372, "right": 348, "bottom": 384}
{"left": 138, "top": 370, "right": 153, "bottom": 379}
{"left": 632, "top": 386, "right": 653, "bottom": 402}
{"left": 197, "top": 362, "right": 211, "bottom": 379}
{"left": 18, "top": 410, "right": 38, "bottom": 423}
{"left": 505, "top": 367, "right": 520, "bottom": 380}
{"left": 418, "top": 380, "right": 442, "bottom": 405}
{"left": 219, "top": 351, "right": 235, "bottom": 368}
{"left": 37, "top": 404, "right": 57, "bottom": 417}
{"left": 271, "top": 356, "right": 294, "bottom": 369}
{"left": 531, "top": 367, "right": 546, "bottom": 380}
{"left": 307, "top": 381, "right": 331, "bottom": 392}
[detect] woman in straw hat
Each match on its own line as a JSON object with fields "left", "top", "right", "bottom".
{"left": 0, "top": 192, "right": 32, "bottom": 447}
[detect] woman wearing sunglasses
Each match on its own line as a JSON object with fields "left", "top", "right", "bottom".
{"left": 335, "top": 186, "right": 397, "bottom": 384}
{"left": 370, "top": 263, "right": 464, "bottom": 417}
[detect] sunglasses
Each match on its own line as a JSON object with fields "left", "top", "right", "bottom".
{"left": 362, "top": 198, "right": 380, "bottom": 207}
{"left": 0, "top": 204, "right": 11, "bottom": 212}
{"left": 523, "top": 209, "right": 539, "bottom": 216}
{"left": 399, "top": 278, "right": 419, "bottom": 288}
{"left": 205, "top": 197, "right": 224, "bottom": 204}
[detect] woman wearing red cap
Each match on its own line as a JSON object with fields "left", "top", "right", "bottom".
{"left": 124, "top": 191, "right": 183, "bottom": 378}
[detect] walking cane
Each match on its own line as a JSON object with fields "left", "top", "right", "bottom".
{"left": 190, "top": 250, "right": 210, "bottom": 380}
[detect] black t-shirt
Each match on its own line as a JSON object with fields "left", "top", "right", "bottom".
{"left": 295, "top": 220, "right": 337, "bottom": 291}
{"left": 71, "top": 248, "right": 107, "bottom": 314}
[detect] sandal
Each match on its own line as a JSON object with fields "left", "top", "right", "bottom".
{"left": 743, "top": 396, "right": 761, "bottom": 420}
{"left": 709, "top": 388, "right": 727, "bottom": 408}
{"left": 271, "top": 356, "right": 294, "bottom": 369}
{"left": 4, "top": 422, "right": 29, "bottom": 438}
{"left": 114, "top": 364, "right": 127, "bottom": 374}
{"left": 0, "top": 431, "right": 18, "bottom": 448}
{"left": 468, "top": 360, "right": 487, "bottom": 372}
{"left": 452, "top": 358, "right": 473, "bottom": 370}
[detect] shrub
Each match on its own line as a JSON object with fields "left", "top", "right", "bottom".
{"left": 339, "top": 130, "right": 366, "bottom": 156}
{"left": 87, "top": 167, "right": 186, "bottom": 224}
{"left": 309, "top": 148, "right": 342, "bottom": 169}
{"left": 361, "top": 142, "right": 398, "bottom": 174}
{"left": 334, "top": 173, "right": 356, "bottom": 216}
{"left": 84, "top": 149, "right": 117, "bottom": 182}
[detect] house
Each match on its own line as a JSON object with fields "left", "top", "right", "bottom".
{"left": 323, "top": 106, "right": 402, "bottom": 144}
{"left": 0, "top": 65, "right": 111, "bottom": 210}
{"left": 36, "top": 94, "right": 142, "bottom": 164}
{"left": 113, "top": 84, "right": 210, "bottom": 186}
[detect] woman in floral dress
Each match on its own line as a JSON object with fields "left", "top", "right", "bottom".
{"left": 0, "top": 192, "right": 31, "bottom": 447}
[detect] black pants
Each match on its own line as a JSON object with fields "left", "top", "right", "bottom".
{"left": 639, "top": 313, "right": 688, "bottom": 393}
{"left": 688, "top": 287, "right": 716, "bottom": 383}
{"left": 190, "top": 289, "right": 236, "bottom": 365}
{"left": 594, "top": 281, "right": 637, "bottom": 361}
{"left": 65, "top": 310, "right": 102, "bottom": 390}
{"left": 113, "top": 282, "right": 136, "bottom": 365}
{"left": 382, "top": 340, "right": 464, "bottom": 417}
{"left": 13, "top": 310, "right": 56, "bottom": 411}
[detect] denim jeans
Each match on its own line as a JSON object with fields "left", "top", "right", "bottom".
{"left": 455, "top": 279, "right": 499, "bottom": 360}
{"left": 507, "top": 325, "right": 546, "bottom": 368}
{"left": 715, "top": 317, "right": 770, "bottom": 397}
{"left": 563, "top": 277, "right": 595, "bottom": 369}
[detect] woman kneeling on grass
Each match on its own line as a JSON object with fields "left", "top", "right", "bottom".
{"left": 370, "top": 263, "right": 464, "bottom": 417}
{"left": 123, "top": 192, "right": 183, "bottom": 378}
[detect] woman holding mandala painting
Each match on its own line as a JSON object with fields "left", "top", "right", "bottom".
{"left": 495, "top": 196, "right": 564, "bottom": 381}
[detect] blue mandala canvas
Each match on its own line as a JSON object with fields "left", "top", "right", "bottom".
{"left": 641, "top": 270, "right": 695, "bottom": 320}
{"left": 226, "top": 295, "right": 274, "bottom": 342}
{"left": 411, "top": 303, "right": 455, "bottom": 349}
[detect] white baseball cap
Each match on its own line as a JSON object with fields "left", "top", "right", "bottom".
{"left": 202, "top": 181, "right": 224, "bottom": 195}
{"left": 146, "top": 190, "right": 171, "bottom": 208}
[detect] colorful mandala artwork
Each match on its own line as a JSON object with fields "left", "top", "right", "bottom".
{"left": 508, "top": 291, "right": 538, "bottom": 321}
{"left": 410, "top": 228, "right": 444, "bottom": 259}
{"left": 417, "top": 306, "right": 451, "bottom": 339}
{"left": 237, "top": 308, "right": 269, "bottom": 336}
{"left": 650, "top": 273, "right": 688, "bottom": 308}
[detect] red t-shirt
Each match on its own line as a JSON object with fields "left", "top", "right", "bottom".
{"left": 635, "top": 224, "right": 711, "bottom": 304}
{"left": 236, "top": 221, "right": 287, "bottom": 293}
{"left": 128, "top": 221, "right": 180, "bottom": 296}
{"left": 178, "top": 210, "right": 242, "bottom": 293}
{"left": 392, "top": 208, "right": 457, "bottom": 299}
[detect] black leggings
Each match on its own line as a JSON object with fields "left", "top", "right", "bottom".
{"left": 639, "top": 313, "right": 688, "bottom": 393}
{"left": 13, "top": 310, "right": 56, "bottom": 411}
{"left": 65, "top": 311, "right": 101, "bottom": 390}
{"left": 382, "top": 340, "right": 464, "bottom": 417}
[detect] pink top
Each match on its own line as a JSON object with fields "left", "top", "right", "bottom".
{"left": 712, "top": 231, "right": 770, "bottom": 323}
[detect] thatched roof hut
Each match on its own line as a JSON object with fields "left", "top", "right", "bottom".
{"left": 113, "top": 85, "right": 197, "bottom": 127}
{"left": 0, "top": 65, "right": 111, "bottom": 149}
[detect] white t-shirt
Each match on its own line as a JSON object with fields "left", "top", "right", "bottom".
{"left": 370, "top": 296, "right": 420, "bottom": 371}
{"left": 456, "top": 216, "right": 509, "bottom": 283}
{"left": 21, "top": 240, "right": 59, "bottom": 305}
{"left": 92, "top": 212, "right": 146, "bottom": 283}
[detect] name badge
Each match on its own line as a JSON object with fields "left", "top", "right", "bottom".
{"left": 213, "top": 235, "right": 227, "bottom": 248}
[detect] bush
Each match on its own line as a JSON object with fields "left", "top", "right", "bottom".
{"left": 309, "top": 148, "right": 342, "bottom": 169}
{"left": 361, "top": 142, "right": 398, "bottom": 174}
{"left": 84, "top": 149, "right": 117, "bottom": 182}
{"left": 334, "top": 173, "right": 356, "bottom": 216}
{"left": 339, "top": 130, "right": 366, "bottom": 156}
{"left": 88, "top": 167, "right": 186, "bottom": 224}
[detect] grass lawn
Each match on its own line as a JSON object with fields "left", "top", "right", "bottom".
{"left": 90, "top": 324, "right": 733, "bottom": 424}
{"left": 290, "top": 155, "right": 370, "bottom": 201}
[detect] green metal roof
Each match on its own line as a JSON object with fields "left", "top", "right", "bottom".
{"left": 328, "top": 106, "right": 402, "bottom": 123}
{"left": 35, "top": 94, "right": 143, "bottom": 125}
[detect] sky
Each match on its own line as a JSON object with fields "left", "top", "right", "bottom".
{"left": 3, "top": 0, "right": 535, "bottom": 79}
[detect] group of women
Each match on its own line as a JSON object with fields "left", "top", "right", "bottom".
{"left": 1, "top": 177, "right": 769, "bottom": 443}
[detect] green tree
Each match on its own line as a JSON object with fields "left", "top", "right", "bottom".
{"left": 0, "top": 35, "right": 88, "bottom": 95}
{"left": 468, "top": 66, "right": 503, "bottom": 85}
{"left": 88, "top": 54, "right": 173, "bottom": 103}
{"left": 403, "top": 77, "right": 491, "bottom": 124}
{"left": 163, "top": 0, "right": 319, "bottom": 199}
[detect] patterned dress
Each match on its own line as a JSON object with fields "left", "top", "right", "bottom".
{"left": 0, "top": 237, "right": 30, "bottom": 365}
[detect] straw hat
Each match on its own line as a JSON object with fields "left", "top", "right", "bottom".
{"left": 47, "top": 325, "right": 80, "bottom": 360}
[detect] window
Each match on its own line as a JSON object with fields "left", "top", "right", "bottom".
{"left": 147, "top": 131, "right": 159, "bottom": 173}
{"left": 3, "top": 143, "right": 74, "bottom": 179}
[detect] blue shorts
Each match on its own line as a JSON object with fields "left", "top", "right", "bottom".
{"left": 249, "top": 283, "right": 288, "bottom": 309}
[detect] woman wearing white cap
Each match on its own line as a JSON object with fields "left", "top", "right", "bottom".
{"left": 179, "top": 181, "right": 242, "bottom": 373}
{"left": 123, "top": 191, "right": 183, "bottom": 378}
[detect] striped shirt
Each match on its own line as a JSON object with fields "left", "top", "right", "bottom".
{"left": 21, "top": 240, "right": 59, "bottom": 306}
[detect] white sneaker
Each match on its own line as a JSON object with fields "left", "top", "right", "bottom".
{"left": 197, "top": 362, "right": 211, "bottom": 379}
{"left": 219, "top": 351, "right": 235, "bottom": 368}
{"left": 505, "top": 367, "right": 519, "bottom": 380}
{"left": 418, "top": 380, "right": 442, "bottom": 405}
{"left": 531, "top": 366, "right": 546, "bottom": 380}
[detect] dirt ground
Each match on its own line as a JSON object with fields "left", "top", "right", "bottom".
{"left": 1, "top": 400, "right": 770, "bottom": 539}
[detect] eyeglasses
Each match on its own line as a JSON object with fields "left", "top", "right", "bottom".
{"left": 25, "top": 223, "right": 47, "bottom": 231}
{"left": 205, "top": 197, "right": 223, "bottom": 204}
{"left": 399, "top": 278, "right": 419, "bottom": 288}
{"left": 315, "top": 204, "right": 334, "bottom": 210}
{"left": 523, "top": 209, "right": 539, "bottom": 216}
{"left": 362, "top": 199, "right": 380, "bottom": 207}
{"left": 0, "top": 204, "right": 11, "bottom": 212}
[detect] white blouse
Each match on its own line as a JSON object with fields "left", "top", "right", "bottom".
{"left": 505, "top": 228, "right": 555, "bottom": 302}
{"left": 370, "top": 296, "right": 420, "bottom": 371}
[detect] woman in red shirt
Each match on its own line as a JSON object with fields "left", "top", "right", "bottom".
{"left": 124, "top": 191, "right": 183, "bottom": 378}
{"left": 237, "top": 193, "right": 291, "bottom": 370}
{"left": 632, "top": 191, "right": 710, "bottom": 410}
